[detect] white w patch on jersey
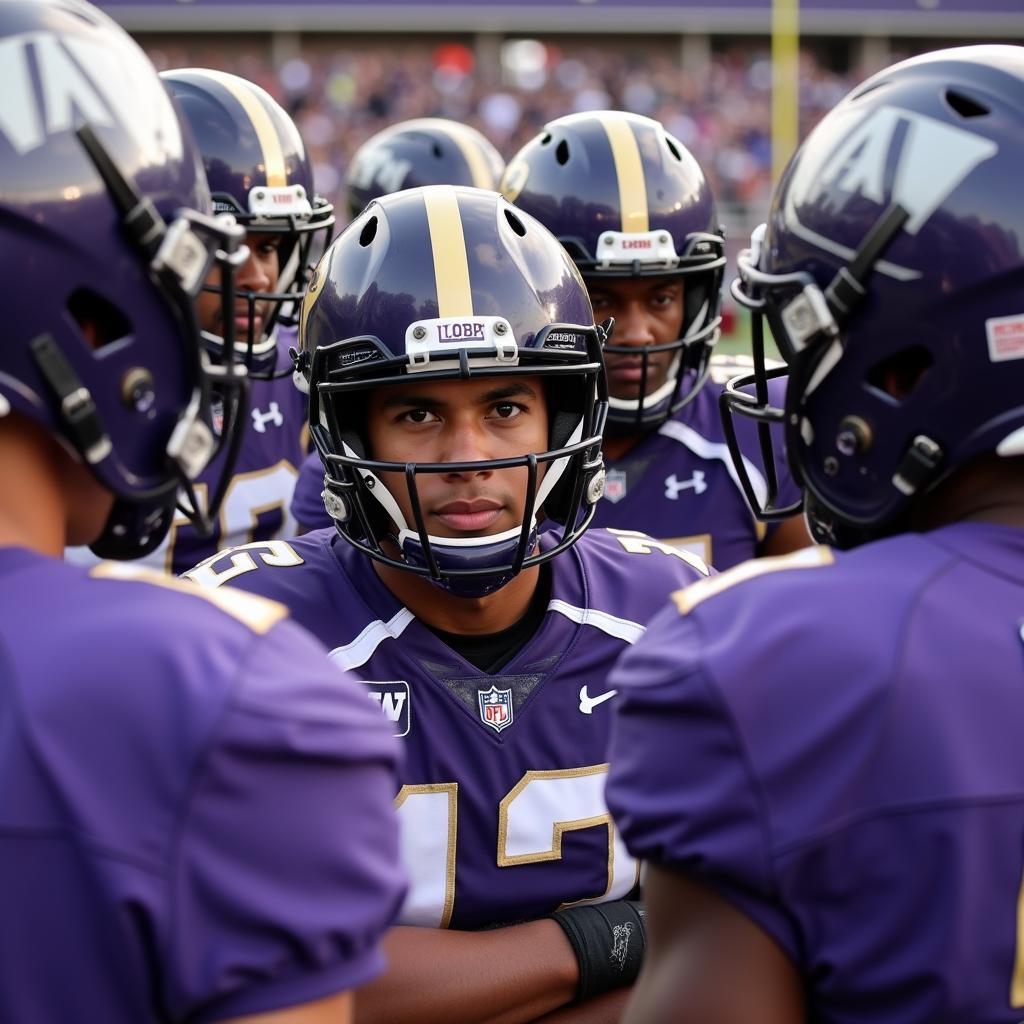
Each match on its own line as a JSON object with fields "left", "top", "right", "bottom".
{"left": 0, "top": 32, "right": 181, "bottom": 160}
{"left": 784, "top": 104, "right": 998, "bottom": 277}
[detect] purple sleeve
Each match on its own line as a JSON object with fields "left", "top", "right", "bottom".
{"left": 290, "top": 451, "right": 334, "bottom": 532}
{"left": 167, "top": 619, "right": 406, "bottom": 1023}
{"left": 605, "top": 603, "right": 798, "bottom": 959}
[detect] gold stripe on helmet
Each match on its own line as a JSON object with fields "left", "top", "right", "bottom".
{"left": 298, "top": 258, "right": 325, "bottom": 352}
{"left": 423, "top": 186, "right": 474, "bottom": 318}
{"left": 596, "top": 112, "right": 649, "bottom": 234}
{"left": 201, "top": 69, "right": 287, "bottom": 188}
{"left": 441, "top": 123, "right": 496, "bottom": 189}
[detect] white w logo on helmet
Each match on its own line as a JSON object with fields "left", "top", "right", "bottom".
{"left": 0, "top": 30, "right": 180, "bottom": 159}
{"left": 785, "top": 105, "right": 998, "bottom": 276}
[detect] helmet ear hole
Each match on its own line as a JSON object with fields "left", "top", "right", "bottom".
{"left": 946, "top": 89, "right": 989, "bottom": 119}
{"left": 555, "top": 140, "right": 570, "bottom": 166}
{"left": 665, "top": 135, "right": 684, "bottom": 162}
{"left": 504, "top": 209, "right": 527, "bottom": 237}
{"left": 359, "top": 216, "right": 379, "bottom": 247}
{"left": 866, "top": 345, "right": 934, "bottom": 403}
{"left": 67, "top": 289, "right": 132, "bottom": 352}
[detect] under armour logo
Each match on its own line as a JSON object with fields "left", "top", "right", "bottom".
{"left": 251, "top": 402, "right": 283, "bottom": 433}
{"left": 664, "top": 471, "right": 707, "bottom": 499}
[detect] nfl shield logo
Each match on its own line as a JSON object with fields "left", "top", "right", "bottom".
{"left": 210, "top": 395, "right": 225, "bottom": 437}
{"left": 478, "top": 685, "right": 514, "bottom": 733}
{"left": 604, "top": 468, "right": 628, "bottom": 504}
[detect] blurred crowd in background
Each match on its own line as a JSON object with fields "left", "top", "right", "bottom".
{"left": 143, "top": 37, "right": 867, "bottom": 234}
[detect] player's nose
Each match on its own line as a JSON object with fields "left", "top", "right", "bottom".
{"left": 612, "top": 303, "right": 656, "bottom": 347}
{"left": 440, "top": 422, "right": 495, "bottom": 478}
{"left": 236, "top": 250, "right": 272, "bottom": 292}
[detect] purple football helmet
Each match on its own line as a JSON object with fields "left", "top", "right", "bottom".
{"left": 502, "top": 111, "right": 725, "bottom": 431}
{"left": 162, "top": 68, "right": 335, "bottom": 377}
{"left": 344, "top": 118, "right": 505, "bottom": 221}
{"left": 295, "top": 186, "right": 608, "bottom": 597}
{"left": 725, "top": 45, "right": 1024, "bottom": 548}
{"left": 0, "top": 0, "right": 249, "bottom": 559}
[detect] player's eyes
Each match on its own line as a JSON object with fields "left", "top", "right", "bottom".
{"left": 401, "top": 409, "right": 439, "bottom": 424}
{"left": 491, "top": 402, "right": 526, "bottom": 420}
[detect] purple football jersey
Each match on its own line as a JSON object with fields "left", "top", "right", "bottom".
{"left": 0, "top": 546, "right": 404, "bottom": 1023}
{"left": 68, "top": 332, "right": 308, "bottom": 574}
{"left": 593, "top": 361, "right": 800, "bottom": 570}
{"left": 292, "top": 448, "right": 329, "bottom": 531}
{"left": 607, "top": 522, "right": 1024, "bottom": 1022}
{"left": 184, "top": 528, "right": 709, "bottom": 929}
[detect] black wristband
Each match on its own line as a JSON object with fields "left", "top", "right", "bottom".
{"left": 547, "top": 898, "right": 647, "bottom": 1003}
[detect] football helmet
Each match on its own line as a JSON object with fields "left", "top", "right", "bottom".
{"left": 345, "top": 118, "right": 505, "bottom": 220}
{"left": 162, "top": 68, "right": 335, "bottom": 377}
{"left": 296, "top": 186, "right": 608, "bottom": 597}
{"left": 725, "top": 45, "right": 1024, "bottom": 547}
{"left": 502, "top": 111, "right": 725, "bottom": 430}
{"left": 0, "top": 0, "right": 248, "bottom": 559}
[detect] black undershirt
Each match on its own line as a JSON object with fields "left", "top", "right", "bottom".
{"left": 427, "top": 566, "right": 553, "bottom": 673}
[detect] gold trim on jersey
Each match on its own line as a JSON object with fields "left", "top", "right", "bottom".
{"left": 596, "top": 112, "right": 649, "bottom": 234}
{"left": 497, "top": 766, "right": 617, "bottom": 911}
{"left": 423, "top": 185, "right": 474, "bottom": 318}
{"left": 396, "top": 782, "right": 459, "bottom": 929}
{"left": 1012, "top": 865, "right": 1024, "bottom": 1005}
{"left": 201, "top": 69, "right": 287, "bottom": 188}
{"left": 217, "top": 458, "right": 300, "bottom": 544}
{"left": 182, "top": 539, "right": 305, "bottom": 589}
{"left": 660, "top": 533, "right": 713, "bottom": 568}
{"left": 671, "top": 545, "right": 834, "bottom": 615}
{"left": 90, "top": 561, "right": 288, "bottom": 634}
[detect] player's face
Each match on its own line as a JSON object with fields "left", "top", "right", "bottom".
{"left": 196, "top": 231, "right": 282, "bottom": 343}
{"left": 587, "top": 276, "right": 684, "bottom": 401}
{"left": 366, "top": 376, "right": 549, "bottom": 539}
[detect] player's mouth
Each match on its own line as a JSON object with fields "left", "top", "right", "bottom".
{"left": 432, "top": 497, "right": 505, "bottom": 533}
{"left": 605, "top": 355, "right": 664, "bottom": 383}
{"left": 234, "top": 310, "right": 263, "bottom": 338}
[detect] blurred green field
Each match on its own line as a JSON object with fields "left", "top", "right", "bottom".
{"left": 716, "top": 305, "right": 781, "bottom": 361}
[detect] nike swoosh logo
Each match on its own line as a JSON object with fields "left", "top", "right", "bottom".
{"left": 579, "top": 685, "right": 618, "bottom": 714}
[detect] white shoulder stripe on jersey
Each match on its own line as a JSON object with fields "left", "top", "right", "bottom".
{"left": 548, "top": 599, "right": 645, "bottom": 645}
{"left": 658, "top": 418, "right": 768, "bottom": 511}
{"left": 328, "top": 607, "right": 416, "bottom": 670}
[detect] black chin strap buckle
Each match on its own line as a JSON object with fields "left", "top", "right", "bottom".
{"left": 30, "top": 333, "right": 111, "bottom": 466}
{"left": 892, "top": 434, "right": 943, "bottom": 497}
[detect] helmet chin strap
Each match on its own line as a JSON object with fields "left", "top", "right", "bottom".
{"left": 607, "top": 352, "right": 681, "bottom": 413}
{"left": 201, "top": 322, "right": 278, "bottom": 364}
{"left": 276, "top": 241, "right": 302, "bottom": 296}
